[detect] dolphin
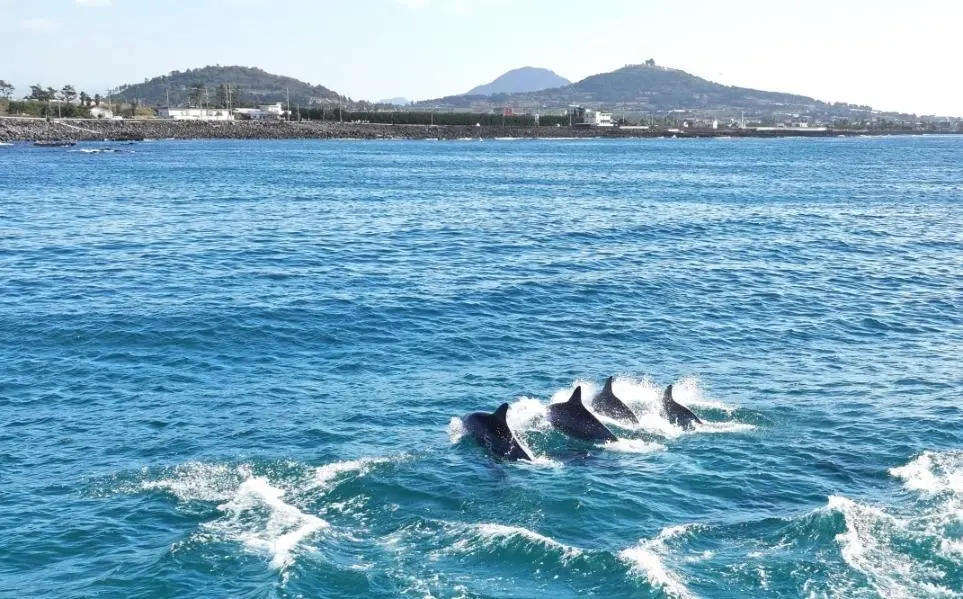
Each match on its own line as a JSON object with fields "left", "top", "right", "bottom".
{"left": 590, "top": 376, "right": 639, "bottom": 425}
{"left": 547, "top": 386, "right": 618, "bottom": 443}
{"left": 662, "top": 384, "right": 702, "bottom": 430}
{"left": 461, "top": 403, "right": 532, "bottom": 461}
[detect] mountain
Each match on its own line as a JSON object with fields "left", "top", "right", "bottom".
{"left": 379, "top": 97, "right": 411, "bottom": 106}
{"left": 415, "top": 63, "right": 873, "bottom": 119}
{"left": 553, "top": 64, "right": 826, "bottom": 112}
{"left": 465, "top": 67, "right": 571, "bottom": 96}
{"left": 113, "top": 66, "right": 341, "bottom": 107}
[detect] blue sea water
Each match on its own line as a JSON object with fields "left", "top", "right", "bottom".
{"left": 1, "top": 136, "right": 962, "bottom": 598}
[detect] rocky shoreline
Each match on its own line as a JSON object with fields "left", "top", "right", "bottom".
{"left": 0, "top": 116, "right": 930, "bottom": 142}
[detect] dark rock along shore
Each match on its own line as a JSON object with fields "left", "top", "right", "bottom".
{"left": 0, "top": 117, "right": 896, "bottom": 142}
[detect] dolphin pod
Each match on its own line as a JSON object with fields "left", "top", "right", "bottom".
{"left": 460, "top": 378, "right": 703, "bottom": 461}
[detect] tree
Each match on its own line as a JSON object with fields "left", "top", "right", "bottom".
{"left": 79, "top": 91, "right": 89, "bottom": 107}
{"left": 188, "top": 82, "right": 205, "bottom": 107}
{"left": 29, "top": 84, "right": 53, "bottom": 102}
{"left": 60, "top": 84, "right": 77, "bottom": 105}
{"left": 0, "top": 80, "right": 13, "bottom": 100}
{"left": 215, "top": 83, "right": 228, "bottom": 108}
{"left": 94, "top": 93, "right": 101, "bottom": 106}
{"left": 645, "top": 58, "right": 656, "bottom": 66}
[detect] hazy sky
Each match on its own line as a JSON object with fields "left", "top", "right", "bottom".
{"left": 3, "top": 0, "right": 960, "bottom": 115}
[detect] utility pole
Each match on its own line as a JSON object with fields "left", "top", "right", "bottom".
{"left": 286, "top": 87, "right": 290, "bottom": 121}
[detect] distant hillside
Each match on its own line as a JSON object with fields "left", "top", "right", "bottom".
{"left": 555, "top": 64, "right": 824, "bottom": 111}
{"left": 379, "top": 97, "right": 411, "bottom": 106}
{"left": 415, "top": 63, "right": 875, "bottom": 119}
{"left": 466, "top": 67, "right": 571, "bottom": 96}
{"left": 113, "top": 66, "right": 341, "bottom": 107}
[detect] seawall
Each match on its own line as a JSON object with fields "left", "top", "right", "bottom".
{"left": 0, "top": 117, "right": 928, "bottom": 142}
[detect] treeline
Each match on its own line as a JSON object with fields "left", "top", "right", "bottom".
{"left": 0, "top": 80, "right": 107, "bottom": 117}
{"left": 297, "top": 107, "right": 570, "bottom": 127}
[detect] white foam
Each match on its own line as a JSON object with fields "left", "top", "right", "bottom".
{"left": 696, "top": 421, "right": 757, "bottom": 434}
{"left": 826, "top": 494, "right": 958, "bottom": 599}
{"left": 448, "top": 522, "right": 583, "bottom": 561}
{"left": 447, "top": 417, "right": 466, "bottom": 443}
{"left": 890, "top": 451, "right": 963, "bottom": 496}
{"left": 619, "top": 525, "right": 696, "bottom": 599}
{"left": 889, "top": 451, "right": 963, "bottom": 563}
{"left": 506, "top": 397, "right": 551, "bottom": 432}
{"left": 140, "top": 462, "right": 246, "bottom": 502}
{"left": 311, "top": 456, "right": 396, "bottom": 490}
{"left": 213, "top": 476, "right": 328, "bottom": 570}
{"left": 603, "top": 439, "right": 666, "bottom": 454}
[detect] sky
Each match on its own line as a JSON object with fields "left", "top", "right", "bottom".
{"left": 2, "top": 0, "right": 961, "bottom": 116}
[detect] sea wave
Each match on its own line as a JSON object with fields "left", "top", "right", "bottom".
{"left": 889, "top": 450, "right": 963, "bottom": 496}
{"left": 619, "top": 524, "right": 700, "bottom": 599}
{"left": 825, "top": 494, "right": 960, "bottom": 599}
{"left": 310, "top": 455, "right": 403, "bottom": 491}
{"left": 444, "top": 521, "right": 584, "bottom": 561}
{"left": 128, "top": 455, "right": 406, "bottom": 573}
{"left": 210, "top": 475, "right": 328, "bottom": 571}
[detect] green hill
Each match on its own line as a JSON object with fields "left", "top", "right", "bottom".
{"left": 113, "top": 65, "right": 342, "bottom": 108}
{"left": 414, "top": 62, "right": 875, "bottom": 119}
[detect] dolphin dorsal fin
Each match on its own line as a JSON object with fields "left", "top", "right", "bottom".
{"left": 603, "top": 376, "right": 614, "bottom": 393}
{"left": 493, "top": 403, "right": 510, "bottom": 421}
{"left": 662, "top": 384, "right": 674, "bottom": 403}
{"left": 568, "top": 386, "right": 583, "bottom": 406}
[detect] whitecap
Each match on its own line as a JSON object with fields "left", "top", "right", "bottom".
{"left": 890, "top": 450, "right": 963, "bottom": 496}
{"left": 825, "top": 494, "right": 959, "bottom": 598}
{"left": 307, "top": 454, "right": 408, "bottom": 495}
{"left": 446, "top": 521, "right": 583, "bottom": 561}
{"left": 212, "top": 475, "right": 328, "bottom": 570}
{"left": 619, "top": 525, "right": 697, "bottom": 599}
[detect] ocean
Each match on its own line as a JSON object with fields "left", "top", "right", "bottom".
{"left": 1, "top": 136, "right": 961, "bottom": 598}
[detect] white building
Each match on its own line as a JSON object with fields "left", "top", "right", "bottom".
{"left": 583, "top": 109, "right": 614, "bottom": 127}
{"left": 233, "top": 103, "right": 285, "bottom": 120}
{"left": 158, "top": 107, "right": 234, "bottom": 121}
{"left": 88, "top": 105, "right": 113, "bottom": 119}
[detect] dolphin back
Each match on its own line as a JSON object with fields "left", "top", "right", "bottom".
{"left": 547, "top": 386, "right": 618, "bottom": 443}
{"left": 591, "top": 377, "right": 639, "bottom": 424}
{"left": 462, "top": 405, "right": 532, "bottom": 461}
{"left": 662, "top": 384, "right": 702, "bottom": 430}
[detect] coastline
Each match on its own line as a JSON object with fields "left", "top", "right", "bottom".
{"left": 0, "top": 116, "right": 950, "bottom": 142}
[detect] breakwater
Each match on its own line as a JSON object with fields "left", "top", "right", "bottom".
{"left": 0, "top": 116, "right": 916, "bottom": 142}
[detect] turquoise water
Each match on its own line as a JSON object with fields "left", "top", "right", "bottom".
{"left": 1, "top": 137, "right": 961, "bottom": 598}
